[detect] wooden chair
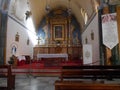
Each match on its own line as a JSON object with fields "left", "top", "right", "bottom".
{"left": 55, "top": 65, "right": 120, "bottom": 90}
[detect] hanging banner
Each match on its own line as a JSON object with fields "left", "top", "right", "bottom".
{"left": 102, "top": 13, "right": 119, "bottom": 49}
{"left": 83, "top": 44, "right": 92, "bottom": 65}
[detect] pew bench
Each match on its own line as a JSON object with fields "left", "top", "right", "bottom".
{"left": 55, "top": 65, "right": 120, "bottom": 90}
{"left": 0, "top": 65, "right": 15, "bottom": 90}
{"left": 55, "top": 80, "right": 120, "bottom": 90}
{"left": 60, "top": 65, "right": 120, "bottom": 81}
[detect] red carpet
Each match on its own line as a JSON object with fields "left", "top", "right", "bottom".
{"left": 12, "top": 60, "right": 82, "bottom": 76}
{"left": 12, "top": 63, "right": 61, "bottom": 76}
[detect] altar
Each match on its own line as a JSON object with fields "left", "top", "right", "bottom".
{"left": 37, "top": 53, "right": 68, "bottom": 61}
{"left": 33, "top": 9, "right": 82, "bottom": 61}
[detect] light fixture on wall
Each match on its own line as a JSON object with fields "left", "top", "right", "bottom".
{"left": 15, "top": 32, "right": 19, "bottom": 42}
{"left": 91, "top": 30, "right": 94, "bottom": 40}
{"left": 25, "top": 10, "right": 32, "bottom": 20}
{"left": 85, "top": 37, "right": 88, "bottom": 44}
{"left": 25, "top": 0, "right": 32, "bottom": 20}
{"left": 27, "top": 38, "right": 29, "bottom": 45}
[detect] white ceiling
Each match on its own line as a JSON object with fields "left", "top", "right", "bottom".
{"left": 9, "top": 0, "right": 120, "bottom": 31}
{"left": 9, "top": 0, "right": 101, "bottom": 30}
{"left": 28, "top": 0, "right": 98, "bottom": 30}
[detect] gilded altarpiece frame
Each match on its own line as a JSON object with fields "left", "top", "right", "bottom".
{"left": 50, "top": 18, "right": 68, "bottom": 45}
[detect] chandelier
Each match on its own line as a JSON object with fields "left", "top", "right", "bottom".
{"left": 25, "top": 11, "right": 32, "bottom": 20}
{"left": 45, "top": 0, "right": 51, "bottom": 13}
{"left": 25, "top": 1, "right": 32, "bottom": 20}
{"left": 67, "top": 0, "right": 72, "bottom": 16}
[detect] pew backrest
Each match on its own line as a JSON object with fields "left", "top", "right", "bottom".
{"left": 61, "top": 65, "right": 120, "bottom": 81}
{"left": 0, "top": 65, "right": 14, "bottom": 90}
{"left": 55, "top": 80, "right": 120, "bottom": 90}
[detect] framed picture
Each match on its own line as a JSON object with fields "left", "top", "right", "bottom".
{"left": 53, "top": 25, "right": 64, "bottom": 40}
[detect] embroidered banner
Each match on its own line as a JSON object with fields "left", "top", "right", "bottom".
{"left": 102, "top": 13, "right": 119, "bottom": 49}
{"left": 83, "top": 44, "right": 92, "bottom": 65}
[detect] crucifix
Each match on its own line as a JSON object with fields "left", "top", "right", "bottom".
{"left": 37, "top": 36, "right": 41, "bottom": 45}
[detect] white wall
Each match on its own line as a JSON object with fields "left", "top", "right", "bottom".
{"left": 5, "top": 0, "right": 37, "bottom": 64}
{"left": 82, "top": 13, "right": 100, "bottom": 65}
{"left": 6, "top": 17, "right": 35, "bottom": 64}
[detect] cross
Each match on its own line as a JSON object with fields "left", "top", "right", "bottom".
{"left": 37, "top": 36, "right": 41, "bottom": 45}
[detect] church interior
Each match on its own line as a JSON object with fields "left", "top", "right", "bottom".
{"left": 0, "top": 0, "right": 120, "bottom": 90}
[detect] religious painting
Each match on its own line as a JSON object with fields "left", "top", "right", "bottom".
{"left": 53, "top": 25, "right": 64, "bottom": 40}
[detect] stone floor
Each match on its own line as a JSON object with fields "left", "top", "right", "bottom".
{"left": 0, "top": 75, "right": 120, "bottom": 90}
{"left": 0, "top": 75, "right": 59, "bottom": 90}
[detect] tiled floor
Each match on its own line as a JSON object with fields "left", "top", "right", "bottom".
{"left": 0, "top": 75, "right": 59, "bottom": 90}
{"left": 0, "top": 75, "right": 120, "bottom": 90}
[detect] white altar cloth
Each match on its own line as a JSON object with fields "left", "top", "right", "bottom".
{"left": 37, "top": 53, "right": 68, "bottom": 60}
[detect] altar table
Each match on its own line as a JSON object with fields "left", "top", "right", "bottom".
{"left": 37, "top": 53, "right": 68, "bottom": 60}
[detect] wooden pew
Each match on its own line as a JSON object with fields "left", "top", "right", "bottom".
{"left": 0, "top": 65, "right": 15, "bottom": 90}
{"left": 55, "top": 80, "right": 120, "bottom": 90}
{"left": 60, "top": 65, "right": 120, "bottom": 81}
{"left": 55, "top": 65, "right": 120, "bottom": 90}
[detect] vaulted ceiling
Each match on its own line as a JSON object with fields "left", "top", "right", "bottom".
{"left": 28, "top": 0, "right": 99, "bottom": 30}
{"left": 9, "top": 0, "right": 120, "bottom": 31}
